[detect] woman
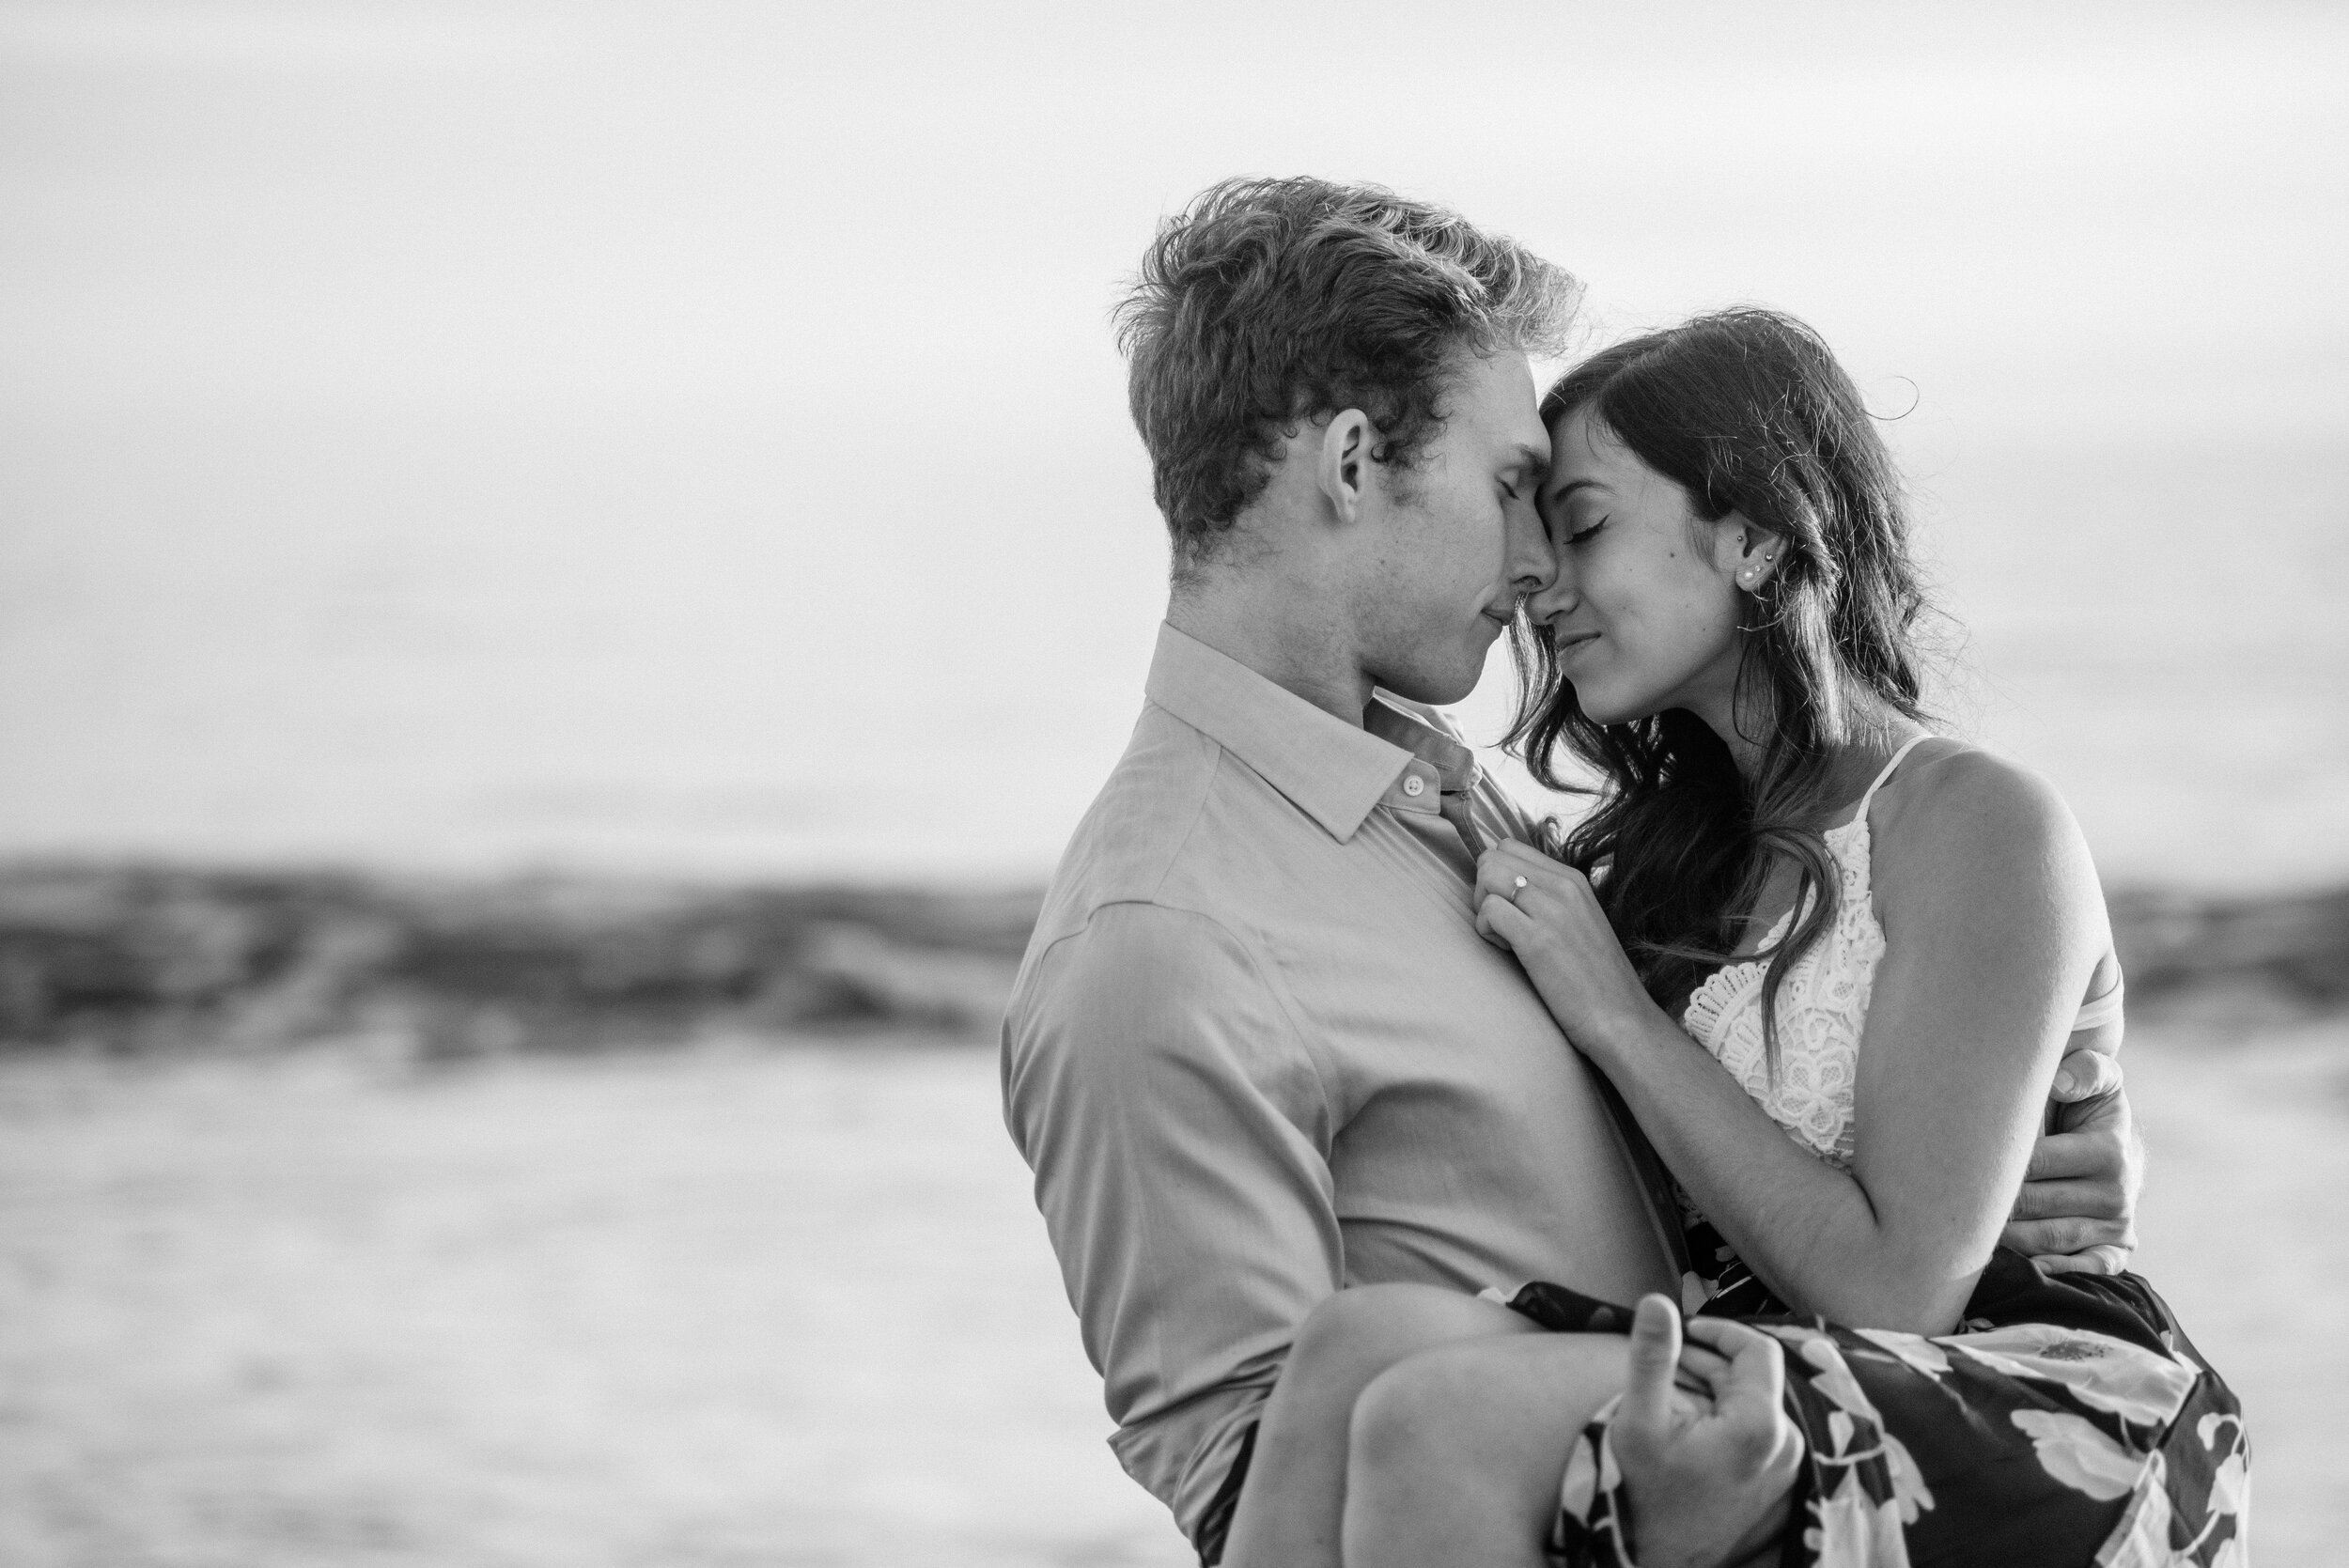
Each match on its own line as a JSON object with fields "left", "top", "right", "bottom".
{"left": 1221, "top": 310, "right": 2244, "bottom": 1568}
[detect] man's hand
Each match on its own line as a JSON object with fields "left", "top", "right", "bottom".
{"left": 2004, "top": 1047, "right": 2141, "bottom": 1275}
{"left": 1615, "top": 1296, "right": 1802, "bottom": 1568}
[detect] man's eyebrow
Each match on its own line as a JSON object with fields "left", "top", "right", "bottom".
{"left": 1505, "top": 443, "right": 1549, "bottom": 483}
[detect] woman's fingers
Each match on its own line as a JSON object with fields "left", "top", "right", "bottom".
{"left": 1476, "top": 894, "right": 1531, "bottom": 947}
{"left": 1473, "top": 845, "right": 1545, "bottom": 908}
{"left": 1483, "top": 837, "right": 1552, "bottom": 870}
{"left": 1474, "top": 840, "right": 1585, "bottom": 906}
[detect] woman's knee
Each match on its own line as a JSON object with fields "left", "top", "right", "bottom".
{"left": 1285, "top": 1282, "right": 1517, "bottom": 1392}
{"left": 1346, "top": 1337, "right": 1496, "bottom": 1473}
{"left": 1348, "top": 1332, "right": 1629, "bottom": 1478}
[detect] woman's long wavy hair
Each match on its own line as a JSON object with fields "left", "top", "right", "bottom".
{"left": 1508, "top": 308, "right": 1934, "bottom": 1067}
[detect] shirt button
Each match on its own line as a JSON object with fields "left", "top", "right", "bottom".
{"left": 1401, "top": 774, "right": 1426, "bottom": 798}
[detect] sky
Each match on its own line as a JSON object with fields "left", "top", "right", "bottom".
{"left": 2, "top": 0, "right": 2344, "bottom": 887}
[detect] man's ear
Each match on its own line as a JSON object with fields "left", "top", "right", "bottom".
{"left": 1315, "top": 409, "right": 1377, "bottom": 526}
{"left": 1715, "top": 513, "right": 1787, "bottom": 593}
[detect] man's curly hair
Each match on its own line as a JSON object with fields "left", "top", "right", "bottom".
{"left": 1113, "top": 176, "right": 1581, "bottom": 583}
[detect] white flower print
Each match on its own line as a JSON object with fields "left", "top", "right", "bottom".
{"left": 1804, "top": 1478, "right": 1912, "bottom": 1568}
{"left": 1851, "top": 1327, "right": 1952, "bottom": 1380}
{"left": 2204, "top": 1440, "right": 2250, "bottom": 1526}
{"left": 1559, "top": 1434, "right": 1599, "bottom": 1524}
{"left": 2089, "top": 1452, "right": 2180, "bottom": 1568}
{"left": 2008, "top": 1408, "right": 2145, "bottom": 1501}
{"left": 1876, "top": 1432, "right": 1934, "bottom": 1527}
{"left": 1781, "top": 1329, "right": 1937, "bottom": 1526}
{"left": 1950, "top": 1324, "right": 2196, "bottom": 1432}
{"left": 1789, "top": 1330, "right": 1878, "bottom": 1421}
{"left": 2186, "top": 1413, "right": 2252, "bottom": 1562}
{"left": 1558, "top": 1395, "right": 1625, "bottom": 1523}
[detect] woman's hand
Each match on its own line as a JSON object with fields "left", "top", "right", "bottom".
{"left": 1472, "top": 840, "right": 1655, "bottom": 1058}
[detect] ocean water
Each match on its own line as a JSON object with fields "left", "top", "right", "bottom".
{"left": 0, "top": 402, "right": 2341, "bottom": 893}
{"left": 3, "top": 1023, "right": 2343, "bottom": 1566}
{"left": 3, "top": 1, "right": 2342, "bottom": 894}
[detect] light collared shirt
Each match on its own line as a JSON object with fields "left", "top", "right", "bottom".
{"left": 1001, "top": 624, "right": 1680, "bottom": 1545}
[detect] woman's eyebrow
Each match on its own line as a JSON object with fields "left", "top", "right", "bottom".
{"left": 1547, "top": 477, "right": 1604, "bottom": 502}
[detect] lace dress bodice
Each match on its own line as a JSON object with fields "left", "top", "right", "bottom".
{"left": 1678, "top": 736, "right": 2122, "bottom": 1172}
{"left": 1517, "top": 742, "right": 2239, "bottom": 1568}
{"left": 1678, "top": 802, "right": 1889, "bottom": 1172}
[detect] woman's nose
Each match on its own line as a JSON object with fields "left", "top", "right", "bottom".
{"left": 1527, "top": 565, "right": 1579, "bottom": 622}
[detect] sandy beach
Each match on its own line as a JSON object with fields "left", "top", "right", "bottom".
{"left": 0, "top": 1017, "right": 2340, "bottom": 1567}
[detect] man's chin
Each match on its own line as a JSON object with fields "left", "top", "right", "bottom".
{"left": 1377, "top": 664, "right": 1483, "bottom": 709}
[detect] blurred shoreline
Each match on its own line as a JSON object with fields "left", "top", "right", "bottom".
{"left": 3, "top": 861, "right": 2345, "bottom": 1058}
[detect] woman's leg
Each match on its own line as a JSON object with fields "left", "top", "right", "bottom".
{"left": 1221, "top": 1283, "right": 1537, "bottom": 1568}
{"left": 1343, "top": 1332, "right": 1633, "bottom": 1568}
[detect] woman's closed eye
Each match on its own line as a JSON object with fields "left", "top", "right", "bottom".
{"left": 1563, "top": 514, "right": 1608, "bottom": 547}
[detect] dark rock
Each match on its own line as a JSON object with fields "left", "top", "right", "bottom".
{"left": 2109, "top": 886, "right": 2349, "bottom": 1008}
{"left": 4, "top": 861, "right": 2335, "bottom": 1054}
{"left": 0, "top": 863, "right": 1041, "bottom": 1052}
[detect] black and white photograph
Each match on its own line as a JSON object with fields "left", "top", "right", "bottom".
{"left": 1, "top": 2, "right": 2341, "bottom": 1564}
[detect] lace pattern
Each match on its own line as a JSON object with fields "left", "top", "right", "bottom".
{"left": 1680, "top": 814, "right": 1884, "bottom": 1171}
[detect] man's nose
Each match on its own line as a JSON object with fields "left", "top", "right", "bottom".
{"left": 1527, "top": 556, "right": 1580, "bottom": 623}
{"left": 1505, "top": 505, "right": 1557, "bottom": 598}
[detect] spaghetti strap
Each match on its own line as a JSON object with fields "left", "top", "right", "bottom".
{"left": 1853, "top": 732, "right": 1936, "bottom": 820}
{"left": 2072, "top": 976, "right": 2126, "bottom": 1032}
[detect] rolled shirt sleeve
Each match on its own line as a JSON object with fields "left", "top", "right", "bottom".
{"left": 1002, "top": 899, "right": 1341, "bottom": 1542}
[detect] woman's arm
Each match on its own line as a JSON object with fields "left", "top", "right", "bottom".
{"left": 1474, "top": 751, "right": 2109, "bottom": 1336}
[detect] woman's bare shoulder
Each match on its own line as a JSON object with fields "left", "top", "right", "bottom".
{"left": 1866, "top": 743, "right": 2117, "bottom": 1019}
{"left": 1878, "top": 741, "right": 2071, "bottom": 835}
{"left": 1869, "top": 742, "right": 2102, "bottom": 912}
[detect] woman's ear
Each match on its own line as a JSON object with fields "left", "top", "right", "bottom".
{"left": 1716, "top": 513, "right": 1786, "bottom": 593}
{"left": 1315, "top": 409, "right": 1376, "bottom": 527}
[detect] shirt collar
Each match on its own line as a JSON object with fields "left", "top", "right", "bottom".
{"left": 1144, "top": 623, "right": 1410, "bottom": 841}
{"left": 1362, "top": 692, "right": 1484, "bottom": 798}
{"left": 1143, "top": 623, "right": 1484, "bottom": 842}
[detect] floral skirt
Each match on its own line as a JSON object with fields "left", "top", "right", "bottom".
{"left": 1504, "top": 1251, "right": 2247, "bottom": 1568}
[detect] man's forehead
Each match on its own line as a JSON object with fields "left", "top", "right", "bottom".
{"left": 1494, "top": 407, "right": 1551, "bottom": 477}
{"left": 1505, "top": 357, "right": 1549, "bottom": 454}
{"left": 1419, "top": 349, "right": 1547, "bottom": 483}
{"left": 1499, "top": 437, "right": 1550, "bottom": 481}
{"left": 1455, "top": 352, "right": 1548, "bottom": 458}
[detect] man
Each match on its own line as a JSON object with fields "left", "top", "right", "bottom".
{"left": 1001, "top": 177, "right": 2137, "bottom": 1563}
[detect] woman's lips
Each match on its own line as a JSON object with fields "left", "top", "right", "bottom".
{"left": 1554, "top": 631, "right": 1599, "bottom": 658}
